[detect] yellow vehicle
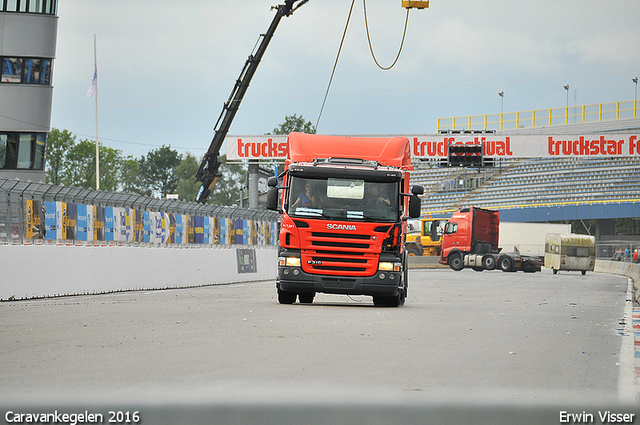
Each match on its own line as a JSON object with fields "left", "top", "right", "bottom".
{"left": 405, "top": 217, "right": 446, "bottom": 256}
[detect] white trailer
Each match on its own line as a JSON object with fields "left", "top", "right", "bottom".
{"left": 499, "top": 222, "right": 571, "bottom": 256}
{"left": 544, "top": 233, "right": 596, "bottom": 275}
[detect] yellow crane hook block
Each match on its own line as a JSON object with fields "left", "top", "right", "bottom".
{"left": 402, "top": 0, "right": 429, "bottom": 9}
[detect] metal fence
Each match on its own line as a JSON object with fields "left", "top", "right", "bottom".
{"left": 597, "top": 242, "right": 640, "bottom": 261}
{"left": 0, "top": 178, "right": 280, "bottom": 247}
{"left": 437, "top": 99, "right": 639, "bottom": 132}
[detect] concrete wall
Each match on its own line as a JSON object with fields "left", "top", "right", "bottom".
{"left": 3, "top": 246, "right": 635, "bottom": 302}
{"left": 595, "top": 259, "right": 640, "bottom": 302}
{"left": 0, "top": 245, "right": 277, "bottom": 301}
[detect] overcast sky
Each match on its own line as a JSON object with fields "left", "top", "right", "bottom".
{"left": 50, "top": 0, "right": 640, "bottom": 159}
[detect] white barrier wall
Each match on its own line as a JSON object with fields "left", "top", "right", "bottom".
{"left": 0, "top": 246, "right": 277, "bottom": 301}
{"left": 595, "top": 260, "right": 640, "bottom": 303}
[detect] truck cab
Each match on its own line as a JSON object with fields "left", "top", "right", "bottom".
{"left": 267, "top": 133, "right": 423, "bottom": 307}
{"left": 440, "top": 206, "right": 541, "bottom": 273}
{"left": 441, "top": 207, "right": 499, "bottom": 262}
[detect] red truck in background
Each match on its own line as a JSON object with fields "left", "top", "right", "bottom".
{"left": 439, "top": 206, "right": 542, "bottom": 272}
{"left": 266, "top": 132, "right": 423, "bottom": 307}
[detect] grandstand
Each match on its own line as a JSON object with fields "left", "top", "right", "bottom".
{"left": 410, "top": 111, "right": 640, "bottom": 247}
{"left": 415, "top": 156, "right": 640, "bottom": 213}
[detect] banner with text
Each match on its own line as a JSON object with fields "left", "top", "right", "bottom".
{"left": 226, "top": 134, "right": 640, "bottom": 160}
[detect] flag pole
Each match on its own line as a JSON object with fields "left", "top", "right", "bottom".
{"left": 93, "top": 34, "right": 100, "bottom": 190}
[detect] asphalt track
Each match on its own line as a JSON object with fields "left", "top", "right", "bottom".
{"left": 0, "top": 267, "right": 637, "bottom": 424}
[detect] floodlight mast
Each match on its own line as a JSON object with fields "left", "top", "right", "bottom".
{"left": 195, "top": 0, "right": 308, "bottom": 204}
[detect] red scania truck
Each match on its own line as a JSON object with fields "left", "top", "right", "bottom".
{"left": 439, "top": 206, "right": 542, "bottom": 272}
{"left": 266, "top": 132, "right": 423, "bottom": 307}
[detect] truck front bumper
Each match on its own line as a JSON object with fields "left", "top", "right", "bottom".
{"left": 276, "top": 266, "right": 402, "bottom": 298}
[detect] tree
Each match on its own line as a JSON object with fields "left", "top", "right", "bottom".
{"left": 175, "top": 153, "right": 200, "bottom": 201}
{"left": 138, "top": 145, "right": 182, "bottom": 198}
{"left": 175, "top": 154, "right": 247, "bottom": 205}
{"left": 63, "top": 139, "right": 94, "bottom": 188}
{"left": 63, "top": 139, "right": 123, "bottom": 190}
{"left": 44, "top": 129, "right": 246, "bottom": 203}
{"left": 272, "top": 114, "right": 316, "bottom": 135}
{"left": 46, "top": 129, "right": 75, "bottom": 185}
{"left": 119, "top": 156, "right": 148, "bottom": 196}
{"left": 98, "top": 145, "right": 124, "bottom": 192}
{"left": 208, "top": 155, "right": 246, "bottom": 206}
{"left": 47, "top": 130, "right": 124, "bottom": 191}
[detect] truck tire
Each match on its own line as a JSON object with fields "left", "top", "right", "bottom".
{"left": 499, "top": 255, "right": 514, "bottom": 272}
{"left": 278, "top": 289, "right": 297, "bottom": 304}
{"left": 407, "top": 245, "right": 423, "bottom": 256}
{"left": 373, "top": 296, "right": 399, "bottom": 307}
{"left": 373, "top": 285, "right": 405, "bottom": 307}
{"left": 397, "top": 270, "right": 407, "bottom": 306}
{"left": 377, "top": 293, "right": 404, "bottom": 307}
{"left": 448, "top": 252, "right": 464, "bottom": 271}
{"left": 482, "top": 254, "right": 496, "bottom": 270}
{"left": 298, "top": 292, "right": 315, "bottom": 304}
{"left": 403, "top": 259, "right": 409, "bottom": 299}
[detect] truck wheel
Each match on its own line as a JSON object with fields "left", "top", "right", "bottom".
{"left": 278, "top": 289, "right": 297, "bottom": 304}
{"left": 499, "top": 255, "right": 514, "bottom": 272}
{"left": 298, "top": 292, "right": 315, "bottom": 304}
{"left": 408, "top": 245, "right": 422, "bottom": 256}
{"left": 397, "top": 272, "right": 407, "bottom": 307}
{"left": 552, "top": 268, "right": 558, "bottom": 274}
{"left": 482, "top": 255, "right": 496, "bottom": 270}
{"left": 387, "top": 293, "right": 404, "bottom": 307}
{"left": 448, "top": 252, "right": 464, "bottom": 271}
{"left": 403, "top": 261, "right": 409, "bottom": 299}
{"left": 373, "top": 292, "right": 404, "bottom": 307}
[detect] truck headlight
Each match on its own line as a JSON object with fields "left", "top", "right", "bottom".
{"left": 279, "top": 256, "right": 301, "bottom": 267}
{"left": 378, "top": 262, "right": 401, "bottom": 272}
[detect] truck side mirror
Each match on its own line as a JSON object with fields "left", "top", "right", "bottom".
{"left": 266, "top": 187, "right": 279, "bottom": 211}
{"left": 407, "top": 185, "right": 423, "bottom": 218}
{"left": 266, "top": 176, "right": 280, "bottom": 211}
{"left": 408, "top": 194, "right": 421, "bottom": 219}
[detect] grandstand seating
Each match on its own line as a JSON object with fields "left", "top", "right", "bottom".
{"left": 412, "top": 157, "right": 640, "bottom": 214}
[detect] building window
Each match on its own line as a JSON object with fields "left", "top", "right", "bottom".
{"left": 0, "top": 132, "right": 46, "bottom": 170}
{"left": 1, "top": 57, "right": 52, "bottom": 85}
{"left": 2, "top": 58, "right": 22, "bottom": 82}
{"left": 2, "top": 0, "right": 57, "bottom": 14}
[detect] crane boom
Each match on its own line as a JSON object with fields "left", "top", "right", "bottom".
{"left": 195, "top": 0, "right": 308, "bottom": 203}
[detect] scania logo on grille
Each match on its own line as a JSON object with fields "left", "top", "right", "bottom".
{"left": 327, "top": 223, "right": 357, "bottom": 231}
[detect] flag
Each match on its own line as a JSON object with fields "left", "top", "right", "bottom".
{"left": 86, "top": 64, "right": 97, "bottom": 98}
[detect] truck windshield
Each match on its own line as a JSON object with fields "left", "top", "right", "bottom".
{"left": 287, "top": 177, "right": 400, "bottom": 222}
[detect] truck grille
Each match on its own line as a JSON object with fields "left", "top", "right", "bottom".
{"left": 302, "top": 232, "right": 377, "bottom": 276}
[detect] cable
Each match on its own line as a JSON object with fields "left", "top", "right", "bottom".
{"left": 315, "top": 0, "right": 356, "bottom": 131}
{"left": 363, "top": 0, "right": 410, "bottom": 71}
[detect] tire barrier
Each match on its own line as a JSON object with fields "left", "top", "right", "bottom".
{"left": 23, "top": 200, "right": 279, "bottom": 247}
{"left": 1, "top": 178, "right": 279, "bottom": 247}
{"left": 0, "top": 179, "right": 280, "bottom": 301}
